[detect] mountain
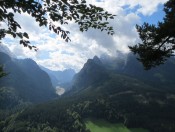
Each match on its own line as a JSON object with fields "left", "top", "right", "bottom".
{"left": 69, "top": 54, "right": 175, "bottom": 97}
{"left": 100, "top": 52, "right": 127, "bottom": 70}
{"left": 118, "top": 53, "right": 175, "bottom": 91}
{"left": 39, "top": 66, "right": 59, "bottom": 87}
{"left": 40, "top": 66, "right": 76, "bottom": 88}
{"left": 99, "top": 52, "right": 175, "bottom": 91}
{"left": 72, "top": 56, "right": 109, "bottom": 92}
{"left": 0, "top": 52, "right": 57, "bottom": 103}
{"left": 2, "top": 54, "right": 175, "bottom": 132}
{"left": 64, "top": 55, "right": 175, "bottom": 131}
{"left": 55, "top": 69, "right": 76, "bottom": 83}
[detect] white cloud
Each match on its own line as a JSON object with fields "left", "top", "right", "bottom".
{"left": 2, "top": 0, "right": 168, "bottom": 71}
{"left": 92, "top": 0, "right": 168, "bottom": 16}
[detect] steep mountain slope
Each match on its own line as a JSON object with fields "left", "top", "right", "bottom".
{"left": 100, "top": 53, "right": 175, "bottom": 91}
{"left": 119, "top": 53, "right": 175, "bottom": 90}
{"left": 69, "top": 55, "right": 175, "bottom": 101}
{"left": 66, "top": 55, "right": 172, "bottom": 101}
{"left": 2, "top": 55, "right": 175, "bottom": 132}
{"left": 0, "top": 52, "right": 57, "bottom": 103}
{"left": 65, "top": 55, "right": 175, "bottom": 131}
{"left": 72, "top": 56, "right": 109, "bottom": 92}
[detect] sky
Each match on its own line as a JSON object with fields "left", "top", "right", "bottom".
{"left": 2, "top": 0, "right": 168, "bottom": 72}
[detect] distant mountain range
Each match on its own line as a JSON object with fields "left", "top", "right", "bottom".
{"left": 1, "top": 50, "right": 175, "bottom": 132}
{"left": 40, "top": 66, "right": 75, "bottom": 88}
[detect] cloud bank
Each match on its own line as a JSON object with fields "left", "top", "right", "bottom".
{"left": 2, "top": 0, "right": 168, "bottom": 71}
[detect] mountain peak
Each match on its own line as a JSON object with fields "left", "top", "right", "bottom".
{"left": 0, "top": 53, "right": 57, "bottom": 103}
{"left": 92, "top": 55, "right": 102, "bottom": 65}
{"left": 72, "top": 55, "right": 109, "bottom": 90}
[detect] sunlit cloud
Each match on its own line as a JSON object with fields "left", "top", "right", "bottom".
{"left": 2, "top": 0, "right": 168, "bottom": 71}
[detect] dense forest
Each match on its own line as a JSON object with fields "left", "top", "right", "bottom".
{"left": 1, "top": 53, "right": 175, "bottom": 132}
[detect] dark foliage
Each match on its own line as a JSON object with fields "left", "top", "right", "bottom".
{"left": 0, "top": 0, "right": 115, "bottom": 50}
{"left": 2, "top": 55, "right": 175, "bottom": 132}
{"left": 129, "top": 0, "right": 175, "bottom": 70}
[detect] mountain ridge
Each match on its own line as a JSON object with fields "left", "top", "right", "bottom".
{"left": 0, "top": 52, "right": 57, "bottom": 103}
{"left": 2, "top": 53, "right": 175, "bottom": 132}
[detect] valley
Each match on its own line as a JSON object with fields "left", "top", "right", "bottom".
{"left": 1, "top": 0, "right": 175, "bottom": 131}
{"left": 1, "top": 51, "right": 175, "bottom": 132}
{"left": 56, "top": 86, "right": 65, "bottom": 95}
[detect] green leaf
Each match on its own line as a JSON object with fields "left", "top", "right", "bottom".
{"left": 17, "top": 33, "right": 23, "bottom": 38}
{"left": 23, "top": 32, "right": 29, "bottom": 39}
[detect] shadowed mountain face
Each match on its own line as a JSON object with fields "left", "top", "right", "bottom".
{"left": 71, "top": 56, "right": 109, "bottom": 92}
{"left": 117, "top": 53, "right": 175, "bottom": 91}
{"left": 63, "top": 54, "right": 175, "bottom": 131}
{"left": 0, "top": 52, "right": 57, "bottom": 103}
{"left": 100, "top": 53, "right": 175, "bottom": 90}
{"left": 71, "top": 54, "right": 175, "bottom": 94}
{"left": 2, "top": 53, "right": 175, "bottom": 132}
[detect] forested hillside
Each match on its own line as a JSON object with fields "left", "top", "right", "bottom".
{"left": 1, "top": 55, "right": 175, "bottom": 132}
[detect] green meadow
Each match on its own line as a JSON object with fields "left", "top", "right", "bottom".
{"left": 86, "top": 120, "right": 149, "bottom": 132}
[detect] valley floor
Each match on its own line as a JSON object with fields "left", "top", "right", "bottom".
{"left": 85, "top": 119, "right": 149, "bottom": 132}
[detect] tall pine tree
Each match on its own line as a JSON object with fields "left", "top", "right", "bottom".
{"left": 129, "top": 0, "right": 175, "bottom": 70}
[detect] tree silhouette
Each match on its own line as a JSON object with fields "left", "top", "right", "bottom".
{"left": 129, "top": 0, "right": 175, "bottom": 70}
{"left": 0, "top": 0, "right": 115, "bottom": 51}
